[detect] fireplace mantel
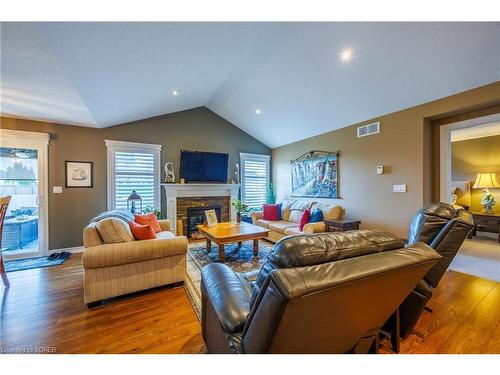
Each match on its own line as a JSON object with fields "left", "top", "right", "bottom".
{"left": 161, "top": 183, "right": 240, "bottom": 233}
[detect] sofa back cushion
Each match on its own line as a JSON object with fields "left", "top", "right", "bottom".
{"left": 95, "top": 217, "right": 135, "bottom": 244}
{"left": 279, "top": 200, "right": 295, "bottom": 221}
{"left": 288, "top": 200, "right": 315, "bottom": 223}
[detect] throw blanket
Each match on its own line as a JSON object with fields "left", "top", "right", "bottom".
{"left": 90, "top": 210, "right": 135, "bottom": 224}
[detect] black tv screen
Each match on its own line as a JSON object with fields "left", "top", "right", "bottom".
{"left": 180, "top": 150, "right": 229, "bottom": 182}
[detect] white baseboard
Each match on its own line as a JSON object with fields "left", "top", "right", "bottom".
{"left": 48, "top": 246, "right": 84, "bottom": 255}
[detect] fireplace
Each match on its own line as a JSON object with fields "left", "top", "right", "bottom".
{"left": 186, "top": 205, "right": 221, "bottom": 239}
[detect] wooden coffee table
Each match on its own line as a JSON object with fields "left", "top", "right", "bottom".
{"left": 197, "top": 221, "right": 270, "bottom": 260}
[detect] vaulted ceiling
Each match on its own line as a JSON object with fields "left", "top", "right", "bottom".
{"left": 1, "top": 22, "right": 499, "bottom": 147}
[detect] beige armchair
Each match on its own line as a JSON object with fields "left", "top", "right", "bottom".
{"left": 82, "top": 217, "right": 188, "bottom": 308}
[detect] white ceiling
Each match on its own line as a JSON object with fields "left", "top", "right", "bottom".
{"left": 1, "top": 22, "right": 499, "bottom": 148}
{"left": 451, "top": 122, "right": 500, "bottom": 142}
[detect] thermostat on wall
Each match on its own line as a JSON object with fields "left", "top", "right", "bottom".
{"left": 376, "top": 165, "right": 384, "bottom": 175}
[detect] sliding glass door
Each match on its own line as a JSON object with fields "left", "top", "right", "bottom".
{"left": 0, "top": 130, "right": 49, "bottom": 260}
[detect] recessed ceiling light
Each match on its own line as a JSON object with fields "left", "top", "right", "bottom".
{"left": 255, "top": 109, "right": 261, "bottom": 115}
{"left": 172, "top": 90, "right": 179, "bottom": 96}
{"left": 339, "top": 48, "right": 354, "bottom": 64}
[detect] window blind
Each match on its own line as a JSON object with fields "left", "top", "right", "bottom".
{"left": 114, "top": 151, "right": 156, "bottom": 210}
{"left": 240, "top": 153, "right": 270, "bottom": 209}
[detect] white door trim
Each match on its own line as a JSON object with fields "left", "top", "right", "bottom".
{"left": 0, "top": 129, "right": 50, "bottom": 258}
{"left": 439, "top": 113, "right": 500, "bottom": 203}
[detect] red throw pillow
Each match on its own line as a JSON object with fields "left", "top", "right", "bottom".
{"left": 134, "top": 213, "right": 161, "bottom": 233}
{"left": 263, "top": 204, "right": 280, "bottom": 221}
{"left": 299, "top": 209, "right": 311, "bottom": 231}
{"left": 129, "top": 221, "right": 157, "bottom": 240}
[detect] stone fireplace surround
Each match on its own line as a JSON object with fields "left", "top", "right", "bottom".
{"left": 161, "top": 183, "right": 240, "bottom": 235}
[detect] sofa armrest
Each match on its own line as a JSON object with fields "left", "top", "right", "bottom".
{"left": 82, "top": 236, "right": 187, "bottom": 269}
{"left": 158, "top": 219, "right": 171, "bottom": 231}
{"left": 302, "top": 221, "right": 327, "bottom": 234}
{"left": 201, "top": 263, "right": 252, "bottom": 334}
{"left": 250, "top": 211, "right": 263, "bottom": 224}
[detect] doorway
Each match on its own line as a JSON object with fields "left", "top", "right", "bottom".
{"left": 0, "top": 129, "right": 49, "bottom": 260}
{"left": 438, "top": 113, "right": 500, "bottom": 281}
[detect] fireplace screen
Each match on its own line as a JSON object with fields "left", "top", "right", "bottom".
{"left": 186, "top": 205, "right": 221, "bottom": 238}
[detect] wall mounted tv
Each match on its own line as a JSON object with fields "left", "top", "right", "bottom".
{"left": 180, "top": 150, "right": 229, "bottom": 183}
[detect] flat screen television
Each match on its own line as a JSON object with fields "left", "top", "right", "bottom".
{"left": 180, "top": 150, "right": 229, "bottom": 183}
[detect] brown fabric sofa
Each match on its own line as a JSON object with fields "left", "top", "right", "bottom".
{"left": 250, "top": 199, "right": 343, "bottom": 242}
{"left": 82, "top": 213, "right": 187, "bottom": 307}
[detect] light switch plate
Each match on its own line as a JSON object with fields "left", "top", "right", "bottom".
{"left": 53, "top": 186, "right": 62, "bottom": 193}
{"left": 393, "top": 184, "right": 407, "bottom": 193}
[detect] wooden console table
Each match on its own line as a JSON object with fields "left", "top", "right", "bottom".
{"left": 470, "top": 212, "right": 500, "bottom": 243}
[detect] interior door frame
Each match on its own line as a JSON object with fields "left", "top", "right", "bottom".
{"left": 0, "top": 129, "right": 50, "bottom": 259}
{"left": 439, "top": 112, "right": 500, "bottom": 203}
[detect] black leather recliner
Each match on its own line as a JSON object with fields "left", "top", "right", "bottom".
{"left": 393, "top": 202, "right": 474, "bottom": 338}
{"left": 201, "top": 229, "right": 440, "bottom": 353}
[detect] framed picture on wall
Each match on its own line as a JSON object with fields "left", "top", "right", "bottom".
{"left": 291, "top": 152, "right": 338, "bottom": 198}
{"left": 65, "top": 161, "right": 93, "bottom": 188}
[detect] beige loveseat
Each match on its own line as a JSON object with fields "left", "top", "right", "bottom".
{"left": 250, "top": 199, "right": 344, "bottom": 242}
{"left": 82, "top": 212, "right": 187, "bottom": 307}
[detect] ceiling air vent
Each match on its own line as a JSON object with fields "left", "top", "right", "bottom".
{"left": 357, "top": 122, "right": 380, "bottom": 138}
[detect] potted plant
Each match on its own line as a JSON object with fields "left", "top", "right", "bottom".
{"left": 232, "top": 200, "right": 250, "bottom": 224}
{"left": 143, "top": 206, "right": 166, "bottom": 219}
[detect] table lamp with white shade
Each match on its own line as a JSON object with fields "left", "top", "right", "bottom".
{"left": 473, "top": 173, "right": 500, "bottom": 214}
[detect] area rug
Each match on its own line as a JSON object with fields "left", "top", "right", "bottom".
{"left": 4, "top": 254, "right": 70, "bottom": 272}
{"left": 185, "top": 240, "right": 273, "bottom": 320}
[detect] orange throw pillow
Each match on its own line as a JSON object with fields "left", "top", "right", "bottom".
{"left": 134, "top": 213, "right": 161, "bottom": 233}
{"left": 129, "top": 221, "right": 157, "bottom": 240}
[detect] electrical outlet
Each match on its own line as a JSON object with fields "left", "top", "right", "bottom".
{"left": 393, "top": 184, "right": 407, "bottom": 193}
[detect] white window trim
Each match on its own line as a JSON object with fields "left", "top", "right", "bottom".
{"left": 240, "top": 152, "right": 271, "bottom": 208}
{"left": 105, "top": 140, "right": 162, "bottom": 211}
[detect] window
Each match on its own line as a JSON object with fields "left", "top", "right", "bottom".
{"left": 105, "top": 140, "right": 161, "bottom": 211}
{"left": 240, "top": 153, "right": 270, "bottom": 209}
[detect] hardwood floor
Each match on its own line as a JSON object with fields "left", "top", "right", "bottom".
{"left": 1, "top": 253, "right": 499, "bottom": 354}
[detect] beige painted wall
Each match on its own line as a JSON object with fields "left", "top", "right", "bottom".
{"left": 452, "top": 135, "right": 500, "bottom": 212}
{"left": 272, "top": 82, "right": 500, "bottom": 238}
{"left": 0, "top": 107, "right": 270, "bottom": 249}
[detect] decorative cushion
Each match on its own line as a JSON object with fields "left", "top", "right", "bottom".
{"left": 134, "top": 213, "right": 162, "bottom": 233}
{"left": 311, "top": 203, "right": 343, "bottom": 220}
{"left": 263, "top": 204, "right": 280, "bottom": 221}
{"left": 129, "top": 221, "right": 157, "bottom": 240}
{"left": 277, "top": 202, "right": 283, "bottom": 220}
{"left": 309, "top": 208, "right": 324, "bottom": 223}
{"left": 299, "top": 209, "right": 311, "bottom": 231}
{"left": 95, "top": 217, "right": 135, "bottom": 244}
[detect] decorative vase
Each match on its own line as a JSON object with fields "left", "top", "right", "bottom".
{"left": 236, "top": 212, "right": 241, "bottom": 224}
